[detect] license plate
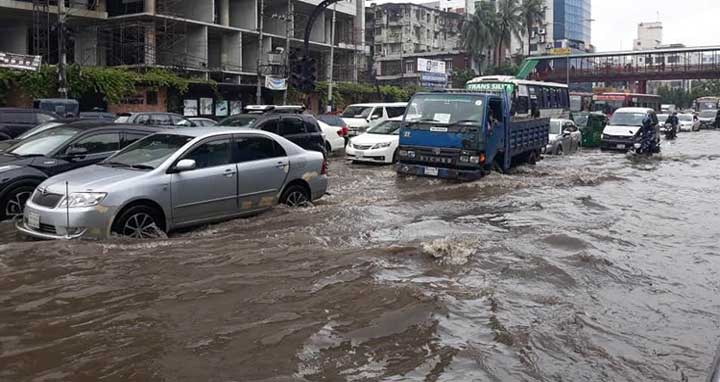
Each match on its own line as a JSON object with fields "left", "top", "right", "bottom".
{"left": 616, "top": 144, "right": 625, "bottom": 149}
{"left": 356, "top": 151, "right": 364, "bottom": 158}
{"left": 27, "top": 212, "right": 40, "bottom": 229}
{"left": 424, "top": 167, "right": 439, "bottom": 176}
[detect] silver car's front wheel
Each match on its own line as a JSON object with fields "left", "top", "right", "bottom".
{"left": 112, "top": 205, "right": 165, "bottom": 239}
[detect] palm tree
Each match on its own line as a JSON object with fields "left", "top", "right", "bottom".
{"left": 518, "top": 0, "right": 546, "bottom": 56}
{"left": 461, "top": 2, "right": 496, "bottom": 73}
{"left": 493, "top": 0, "right": 523, "bottom": 66}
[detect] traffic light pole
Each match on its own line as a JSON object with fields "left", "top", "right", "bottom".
{"left": 256, "top": 0, "right": 265, "bottom": 104}
{"left": 57, "top": 0, "right": 68, "bottom": 99}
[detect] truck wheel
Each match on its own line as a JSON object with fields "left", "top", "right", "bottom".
{"left": 527, "top": 151, "right": 538, "bottom": 165}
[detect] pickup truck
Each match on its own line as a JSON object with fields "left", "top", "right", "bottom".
{"left": 395, "top": 91, "right": 549, "bottom": 180}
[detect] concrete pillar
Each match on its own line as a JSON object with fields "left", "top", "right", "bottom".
{"left": 220, "top": 0, "right": 230, "bottom": 26}
{"left": 144, "top": 0, "right": 156, "bottom": 14}
{"left": 144, "top": 24, "right": 156, "bottom": 65}
{"left": 222, "top": 32, "right": 242, "bottom": 70}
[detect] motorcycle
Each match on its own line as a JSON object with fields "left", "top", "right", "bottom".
{"left": 634, "top": 126, "right": 661, "bottom": 156}
{"left": 664, "top": 122, "right": 677, "bottom": 140}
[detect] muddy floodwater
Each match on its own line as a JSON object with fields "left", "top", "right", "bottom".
{"left": 1, "top": 132, "right": 719, "bottom": 381}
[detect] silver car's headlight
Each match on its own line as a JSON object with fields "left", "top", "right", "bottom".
{"left": 371, "top": 142, "right": 392, "bottom": 149}
{"left": 61, "top": 192, "right": 108, "bottom": 208}
{"left": 0, "top": 165, "right": 21, "bottom": 173}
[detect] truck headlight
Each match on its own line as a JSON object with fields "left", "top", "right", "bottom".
{"left": 371, "top": 142, "right": 392, "bottom": 149}
{"left": 61, "top": 192, "right": 107, "bottom": 208}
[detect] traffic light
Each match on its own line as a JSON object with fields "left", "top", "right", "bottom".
{"left": 288, "top": 54, "right": 304, "bottom": 89}
{"left": 301, "top": 57, "right": 317, "bottom": 92}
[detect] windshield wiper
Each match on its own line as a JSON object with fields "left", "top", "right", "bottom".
{"left": 102, "top": 161, "right": 131, "bottom": 168}
{"left": 129, "top": 164, "right": 154, "bottom": 170}
{"left": 18, "top": 154, "right": 46, "bottom": 158}
{"left": 102, "top": 161, "right": 154, "bottom": 170}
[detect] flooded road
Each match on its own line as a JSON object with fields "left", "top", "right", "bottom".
{"left": 1, "top": 131, "right": 719, "bottom": 381}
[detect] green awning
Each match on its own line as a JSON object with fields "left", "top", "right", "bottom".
{"left": 515, "top": 59, "right": 539, "bottom": 80}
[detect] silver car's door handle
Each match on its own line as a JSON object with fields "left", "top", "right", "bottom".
{"left": 223, "top": 169, "right": 235, "bottom": 177}
{"left": 275, "top": 162, "right": 287, "bottom": 169}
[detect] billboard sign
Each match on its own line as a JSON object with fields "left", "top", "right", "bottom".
{"left": 0, "top": 52, "right": 42, "bottom": 71}
{"left": 265, "top": 76, "right": 287, "bottom": 91}
{"left": 417, "top": 58, "right": 446, "bottom": 74}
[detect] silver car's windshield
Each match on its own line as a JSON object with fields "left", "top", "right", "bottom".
{"left": 679, "top": 114, "right": 693, "bottom": 122}
{"left": 609, "top": 112, "right": 646, "bottom": 127}
{"left": 105, "top": 134, "right": 193, "bottom": 169}
{"left": 367, "top": 120, "right": 401, "bottom": 135}
{"left": 17, "top": 121, "right": 64, "bottom": 140}
{"left": 9, "top": 127, "right": 80, "bottom": 157}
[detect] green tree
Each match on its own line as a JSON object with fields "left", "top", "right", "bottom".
{"left": 518, "top": 0, "right": 545, "bottom": 57}
{"left": 461, "top": 2, "right": 496, "bottom": 72}
{"left": 492, "top": 0, "right": 523, "bottom": 66}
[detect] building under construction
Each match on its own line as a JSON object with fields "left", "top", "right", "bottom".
{"left": 0, "top": 0, "right": 367, "bottom": 112}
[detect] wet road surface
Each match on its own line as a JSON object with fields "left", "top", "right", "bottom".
{"left": 1, "top": 131, "right": 719, "bottom": 381}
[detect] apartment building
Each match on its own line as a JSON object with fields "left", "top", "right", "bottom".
{"left": 365, "top": 2, "right": 466, "bottom": 87}
{"left": 0, "top": 0, "right": 366, "bottom": 111}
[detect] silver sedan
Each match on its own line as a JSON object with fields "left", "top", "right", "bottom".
{"left": 17, "top": 128, "right": 328, "bottom": 239}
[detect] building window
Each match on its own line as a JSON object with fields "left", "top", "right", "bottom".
{"left": 146, "top": 90, "right": 158, "bottom": 105}
{"left": 405, "top": 61, "right": 414, "bottom": 73}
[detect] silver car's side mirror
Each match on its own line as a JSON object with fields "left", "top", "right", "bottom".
{"left": 174, "top": 159, "right": 196, "bottom": 172}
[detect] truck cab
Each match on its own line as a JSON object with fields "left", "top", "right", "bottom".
{"left": 396, "top": 91, "right": 548, "bottom": 180}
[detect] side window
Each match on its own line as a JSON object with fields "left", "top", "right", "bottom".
{"left": 234, "top": 136, "right": 286, "bottom": 163}
{"left": 183, "top": 138, "right": 232, "bottom": 169}
{"left": 258, "top": 119, "right": 279, "bottom": 134}
{"left": 387, "top": 107, "right": 406, "bottom": 118}
{"left": 122, "top": 132, "right": 149, "bottom": 148}
{"left": 151, "top": 114, "right": 173, "bottom": 126}
{"left": 304, "top": 119, "right": 321, "bottom": 133}
{"left": 371, "top": 107, "right": 383, "bottom": 119}
{"left": 280, "top": 117, "right": 306, "bottom": 135}
{"left": 70, "top": 133, "right": 121, "bottom": 154}
{"left": 134, "top": 114, "right": 150, "bottom": 124}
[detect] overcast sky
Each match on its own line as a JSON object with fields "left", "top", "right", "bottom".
{"left": 371, "top": 0, "right": 720, "bottom": 52}
{"left": 593, "top": 0, "right": 720, "bottom": 51}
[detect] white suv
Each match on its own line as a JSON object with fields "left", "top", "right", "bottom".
{"left": 340, "top": 103, "right": 407, "bottom": 136}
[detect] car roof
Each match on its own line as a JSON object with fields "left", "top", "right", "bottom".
{"left": 156, "top": 127, "right": 272, "bottom": 138}
{"left": 615, "top": 107, "right": 654, "bottom": 113}
{"left": 346, "top": 103, "right": 407, "bottom": 107}
{"left": 0, "top": 107, "right": 54, "bottom": 113}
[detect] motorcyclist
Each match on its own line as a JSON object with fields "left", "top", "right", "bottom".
{"left": 637, "top": 114, "right": 659, "bottom": 154}
{"left": 664, "top": 111, "right": 679, "bottom": 138}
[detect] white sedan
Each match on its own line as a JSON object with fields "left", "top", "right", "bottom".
{"left": 318, "top": 120, "right": 347, "bottom": 153}
{"left": 345, "top": 117, "right": 402, "bottom": 164}
{"left": 678, "top": 114, "right": 700, "bottom": 132}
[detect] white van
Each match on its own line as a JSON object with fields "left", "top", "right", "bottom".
{"left": 340, "top": 102, "right": 407, "bottom": 136}
{"left": 600, "top": 107, "right": 659, "bottom": 151}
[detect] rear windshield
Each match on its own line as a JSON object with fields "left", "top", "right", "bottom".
{"left": 219, "top": 115, "right": 259, "bottom": 127}
{"left": 342, "top": 106, "right": 373, "bottom": 118}
{"left": 318, "top": 114, "right": 345, "bottom": 126}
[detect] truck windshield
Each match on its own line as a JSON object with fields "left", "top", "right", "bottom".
{"left": 405, "top": 94, "right": 484, "bottom": 125}
{"left": 700, "top": 110, "right": 716, "bottom": 118}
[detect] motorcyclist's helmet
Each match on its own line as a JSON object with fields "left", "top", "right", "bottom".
{"left": 643, "top": 114, "right": 653, "bottom": 127}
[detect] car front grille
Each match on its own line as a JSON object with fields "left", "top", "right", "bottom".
{"left": 603, "top": 134, "right": 634, "bottom": 141}
{"left": 353, "top": 144, "right": 372, "bottom": 150}
{"left": 32, "top": 192, "right": 64, "bottom": 208}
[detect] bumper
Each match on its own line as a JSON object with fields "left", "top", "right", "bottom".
{"left": 308, "top": 174, "right": 329, "bottom": 201}
{"left": 327, "top": 136, "right": 346, "bottom": 152}
{"left": 346, "top": 145, "right": 394, "bottom": 164}
{"left": 395, "top": 163, "right": 484, "bottom": 181}
{"left": 545, "top": 141, "right": 560, "bottom": 154}
{"left": 17, "top": 200, "right": 117, "bottom": 240}
{"left": 600, "top": 139, "right": 636, "bottom": 151}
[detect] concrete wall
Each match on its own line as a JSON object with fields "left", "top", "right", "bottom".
{"left": 186, "top": 25, "right": 208, "bottom": 69}
{"left": 208, "top": 36, "right": 222, "bottom": 69}
{"left": 242, "top": 36, "right": 258, "bottom": 72}
{"left": 230, "top": 0, "right": 256, "bottom": 29}
{"left": 180, "top": 0, "right": 214, "bottom": 23}
{"left": 222, "top": 32, "right": 242, "bottom": 71}
{"left": 74, "top": 28, "right": 103, "bottom": 66}
{"left": 0, "top": 21, "right": 28, "bottom": 54}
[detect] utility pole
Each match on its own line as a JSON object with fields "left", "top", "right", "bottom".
{"left": 326, "top": 4, "right": 336, "bottom": 112}
{"left": 256, "top": 0, "right": 265, "bottom": 104}
{"left": 283, "top": 0, "right": 293, "bottom": 105}
{"left": 58, "top": 0, "right": 68, "bottom": 99}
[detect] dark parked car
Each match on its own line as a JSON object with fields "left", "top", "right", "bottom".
{"left": 251, "top": 114, "right": 326, "bottom": 155}
{"left": 0, "top": 108, "right": 59, "bottom": 141}
{"left": 217, "top": 113, "right": 261, "bottom": 127}
{"left": 0, "top": 122, "right": 156, "bottom": 220}
{"left": 116, "top": 112, "right": 195, "bottom": 127}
